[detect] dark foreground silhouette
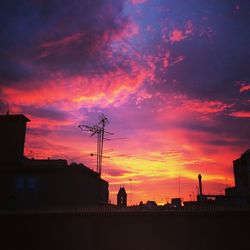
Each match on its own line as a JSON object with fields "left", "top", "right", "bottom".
{"left": 1, "top": 210, "right": 250, "bottom": 250}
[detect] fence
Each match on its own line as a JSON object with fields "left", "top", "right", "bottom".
{"left": 1, "top": 204, "right": 250, "bottom": 215}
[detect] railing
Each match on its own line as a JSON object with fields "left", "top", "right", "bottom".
{"left": 1, "top": 204, "right": 250, "bottom": 215}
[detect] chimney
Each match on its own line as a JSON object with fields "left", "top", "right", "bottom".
{"left": 198, "top": 174, "right": 203, "bottom": 196}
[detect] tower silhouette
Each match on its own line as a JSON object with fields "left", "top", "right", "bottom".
{"left": 117, "top": 187, "right": 127, "bottom": 207}
{"left": 0, "top": 113, "right": 30, "bottom": 166}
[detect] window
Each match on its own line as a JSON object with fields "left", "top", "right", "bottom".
{"left": 16, "top": 176, "right": 25, "bottom": 189}
{"left": 27, "top": 177, "right": 38, "bottom": 190}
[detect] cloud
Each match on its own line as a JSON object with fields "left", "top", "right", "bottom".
{"left": 20, "top": 106, "right": 69, "bottom": 121}
{"left": 0, "top": 0, "right": 133, "bottom": 85}
{"left": 0, "top": 0, "right": 153, "bottom": 112}
{"left": 182, "top": 99, "right": 232, "bottom": 114}
{"left": 229, "top": 111, "right": 250, "bottom": 118}
{"left": 169, "top": 29, "right": 185, "bottom": 43}
{"left": 1, "top": 59, "right": 151, "bottom": 111}
{"left": 169, "top": 21, "right": 193, "bottom": 44}
{"left": 104, "top": 167, "right": 132, "bottom": 177}
{"left": 130, "top": 0, "right": 147, "bottom": 5}
{"left": 238, "top": 82, "right": 250, "bottom": 93}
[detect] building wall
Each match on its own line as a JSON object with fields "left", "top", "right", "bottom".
{"left": 0, "top": 167, "right": 109, "bottom": 210}
{"left": 233, "top": 159, "right": 247, "bottom": 189}
{"left": 233, "top": 150, "right": 250, "bottom": 195}
{"left": 225, "top": 150, "right": 250, "bottom": 206}
{"left": 0, "top": 114, "right": 109, "bottom": 210}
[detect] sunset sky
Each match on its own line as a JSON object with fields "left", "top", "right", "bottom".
{"left": 0, "top": 0, "right": 249, "bottom": 205}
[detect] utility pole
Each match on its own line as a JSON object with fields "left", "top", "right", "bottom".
{"left": 178, "top": 174, "right": 181, "bottom": 198}
{"left": 129, "top": 178, "right": 132, "bottom": 206}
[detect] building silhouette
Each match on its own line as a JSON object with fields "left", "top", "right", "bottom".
{"left": 225, "top": 149, "right": 250, "bottom": 204}
{"left": 0, "top": 113, "right": 109, "bottom": 210}
{"left": 184, "top": 150, "right": 250, "bottom": 209}
{"left": 117, "top": 187, "right": 127, "bottom": 207}
{"left": 171, "top": 198, "right": 182, "bottom": 208}
{"left": 0, "top": 114, "right": 30, "bottom": 166}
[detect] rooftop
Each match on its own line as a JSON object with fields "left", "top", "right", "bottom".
{"left": 0, "top": 113, "right": 30, "bottom": 122}
{"left": 242, "top": 149, "right": 250, "bottom": 158}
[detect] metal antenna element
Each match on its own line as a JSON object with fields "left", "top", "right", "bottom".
{"left": 78, "top": 114, "right": 113, "bottom": 176}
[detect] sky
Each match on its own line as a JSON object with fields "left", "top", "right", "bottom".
{"left": 0, "top": 0, "right": 249, "bottom": 205}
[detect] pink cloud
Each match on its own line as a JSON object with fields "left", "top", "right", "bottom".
{"left": 130, "top": 0, "right": 147, "bottom": 5}
{"left": 136, "top": 89, "right": 152, "bottom": 105}
{"left": 183, "top": 99, "right": 232, "bottom": 113}
{"left": 111, "top": 19, "right": 139, "bottom": 41}
{"left": 158, "top": 94, "right": 232, "bottom": 115}
{"left": 185, "top": 20, "right": 194, "bottom": 35}
{"left": 229, "top": 111, "right": 250, "bottom": 118}
{"left": 169, "top": 29, "right": 185, "bottom": 43}
{"left": 162, "top": 52, "right": 170, "bottom": 68}
{"left": 168, "top": 20, "right": 194, "bottom": 44}
{"left": 237, "top": 81, "right": 250, "bottom": 93}
{"left": 172, "top": 55, "right": 185, "bottom": 65}
{"left": 41, "top": 32, "right": 83, "bottom": 49}
{"left": 1, "top": 58, "right": 153, "bottom": 110}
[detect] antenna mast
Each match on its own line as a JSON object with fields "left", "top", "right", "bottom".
{"left": 79, "top": 114, "right": 112, "bottom": 176}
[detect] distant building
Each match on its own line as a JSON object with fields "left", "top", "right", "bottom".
{"left": 225, "top": 149, "right": 250, "bottom": 205}
{"left": 137, "top": 200, "right": 158, "bottom": 210}
{"left": 0, "top": 113, "right": 109, "bottom": 210}
{"left": 171, "top": 198, "right": 182, "bottom": 208}
{"left": 146, "top": 200, "right": 157, "bottom": 209}
{"left": 183, "top": 150, "right": 250, "bottom": 209}
{"left": 117, "top": 187, "right": 127, "bottom": 207}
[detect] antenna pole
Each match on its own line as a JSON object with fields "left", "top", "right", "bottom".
{"left": 97, "top": 129, "right": 100, "bottom": 173}
{"left": 79, "top": 114, "right": 111, "bottom": 177}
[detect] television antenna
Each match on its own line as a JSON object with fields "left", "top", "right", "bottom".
{"left": 79, "top": 114, "right": 113, "bottom": 176}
